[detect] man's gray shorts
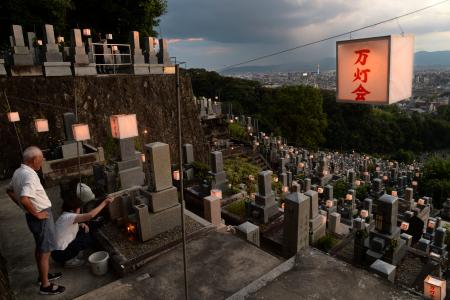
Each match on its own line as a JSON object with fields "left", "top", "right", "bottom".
{"left": 25, "top": 208, "right": 56, "bottom": 253}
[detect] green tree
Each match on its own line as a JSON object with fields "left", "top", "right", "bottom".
{"left": 224, "top": 157, "right": 260, "bottom": 193}
{"left": 0, "top": 0, "right": 167, "bottom": 49}
{"left": 420, "top": 157, "right": 450, "bottom": 208}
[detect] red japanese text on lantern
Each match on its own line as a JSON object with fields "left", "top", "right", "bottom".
{"left": 352, "top": 49, "right": 371, "bottom": 101}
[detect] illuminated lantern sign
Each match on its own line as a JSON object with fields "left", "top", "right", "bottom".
{"left": 336, "top": 34, "right": 414, "bottom": 105}
{"left": 424, "top": 275, "right": 446, "bottom": 300}
{"left": 110, "top": 114, "right": 138, "bottom": 139}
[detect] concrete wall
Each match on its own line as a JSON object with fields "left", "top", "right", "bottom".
{"left": 0, "top": 75, "right": 208, "bottom": 175}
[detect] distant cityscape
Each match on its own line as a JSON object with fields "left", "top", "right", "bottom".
{"left": 228, "top": 68, "right": 450, "bottom": 113}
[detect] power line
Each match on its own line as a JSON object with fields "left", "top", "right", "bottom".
{"left": 219, "top": 0, "right": 449, "bottom": 71}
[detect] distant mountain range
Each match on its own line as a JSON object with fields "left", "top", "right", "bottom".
{"left": 220, "top": 51, "right": 450, "bottom": 74}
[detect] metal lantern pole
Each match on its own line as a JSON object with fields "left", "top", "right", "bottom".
{"left": 3, "top": 91, "right": 23, "bottom": 155}
{"left": 176, "top": 63, "right": 189, "bottom": 300}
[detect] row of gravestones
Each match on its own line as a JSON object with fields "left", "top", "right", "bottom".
{"left": 2, "top": 24, "right": 172, "bottom": 77}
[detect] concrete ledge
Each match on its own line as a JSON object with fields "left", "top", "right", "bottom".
{"left": 226, "top": 255, "right": 295, "bottom": 300}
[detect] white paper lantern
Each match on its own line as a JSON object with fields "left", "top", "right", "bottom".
{"left": 72, "top": 123, "right": 90, "bottom": 141}
{"left": 417, "top": 198, "right": 425, "bottom": 206}
{"left": 110, "top": 114, "right": 138, "bottom": 139}
{"left": 106, "top": 33, "right": 113, "bottom": 40}
{"left": 317, "top": 187, "right": 324, "bottom": 194}
{"left": 345, "top": 194, "right": 353, "bottom": 201}
{"left": 424, "top": 275, "right": 446, "bottom": 300}
{"left": 163, "top": 66, "right": 176, "bottom": 74}
{"left": 34, "top": 119, "right": 49, "bottom": 132}
{"left": 82, "top": 28, "right": 91, "bottom": 36}
{"left": 7, "top": 112, "right": 20, "bottom": 122}
{"left": 57, "top": 36, "right": 64, "bottom": 43}
{"left": 210, "top": 189, "right": 222, "bottom": 199}
{"left": 337, "top": 34, "right": 414, "bottom": 105}
{"left": 360, "top": 210, "right": 368, "bottom": 218}
{"left": 140, "top": 153, "right": 146, "bottom": 163}
{"left": 400, "top": 222, "right": 409, "bottom": 231}
{"left": 173, "top": 170, "right": 180, "bottom": 181}
{"left": 282, "top": 186, "right": 289, "bottom": 193}
{"left": 37, "top": 39, "right": 43, "bottom": 46}
{"left": 391, "top": 190, "right": 398, "bottom": 197}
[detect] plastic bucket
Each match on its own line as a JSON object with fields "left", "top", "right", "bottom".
{"left": 88, "top": 251, "right": 109, "bottom": 276}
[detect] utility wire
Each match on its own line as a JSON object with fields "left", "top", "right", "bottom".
{"left": 219, "top": 0, "right": 450, "bottom": 71}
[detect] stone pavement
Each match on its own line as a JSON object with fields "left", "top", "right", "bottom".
{"left": 248, "top": 248, "right": 421, "bottom": 300}
{"left": 0, "top": 180, "right": 117, "bottom": 299}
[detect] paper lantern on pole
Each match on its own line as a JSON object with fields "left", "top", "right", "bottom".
{"left": 210, "top": 189, "right": 222, "bottom": 199}
{"left": 34, "top": 119, "right": 49, "bottom": 133}
{"left": 110, "top": 114, "right": 138, "bottom": 139}
{"left": 424, "top": 275, "right": 446, "bottom": 300}
{"left": 57, "top": 36, "right": 64, "bottom": 43}
{"left": 337, "top": 34, "right": 414, "bottom": 105}
{"left": 106, "top": 33, "right": 113, "bottom": 40}
{"left": 72, "top": 124, "right": 90, "bottom": 141}
{"left": 163, "top": 66, "right": 176, "bottom": 74}
{"left": 400, "top": 222, "right": 409, "bottom": 231}
{"left": 82, "top": 28, "right": 91, "bottom": 36}
{"left": 173, "top": 170, "right": 180, "bottom": 181}
{"left": 360, "top": 210, "right": 369, "bottom": 219}
{"left": 7, "top": 112, "right": 20, "bottom": 122}
{"left": 140, "top": 153, "right": 146, "bottom": 163}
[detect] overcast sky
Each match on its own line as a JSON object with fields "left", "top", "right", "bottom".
{"left": 159, "top": 0, "right": 450, "bottom": 70}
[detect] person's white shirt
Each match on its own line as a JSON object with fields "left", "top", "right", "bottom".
{"left": 9, "top": 164, "right": 52, "bottom": 212}
{"left": 54, "top": 212, "right": 79, "bottom": 250}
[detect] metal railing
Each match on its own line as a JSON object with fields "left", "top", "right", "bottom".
{"left": 90, "top": 42, "right": 132, "bottom": 74}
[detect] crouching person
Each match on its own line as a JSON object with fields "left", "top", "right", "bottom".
{"left": 52, "top": 189, "right": 113, "bottom": 268}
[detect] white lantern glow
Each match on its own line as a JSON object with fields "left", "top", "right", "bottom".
{"left": 7, "top": 112, "right": 20, "bottom": 122}
{"left": 391, "top": 190, "right": 398, "bottom": 197}
{"left": 282, "top": 186, "right": 289, "bottom": 193}
{"left": 336, "top": 34, "right": 414, "bottom": 105}
{"left": 412, "top": 181, "right": 418, "bottom": 187}
{"left": 164, "top": 66, "right": 176, "bottom": 74}
{"left": 110, "top": 114, "right": 138, "bottom": 139}
{"left": 376, "top": 166, "right": 380, "bottom": 171}
{"left": 317, "top": 187, "right": 324, "bottom": 194}
{"left": 111, "top": 45, "right": 118, "bottom": 52}
{"left": 424, "top": 275, "right": 446, "bottom": 300}
{"left": 355, "top": 180, "right": 361, "bottom": 186}
{"left": 106, "top": 33, "right": 113, "bottom": 40}
{"left": 140, "top": 153, "right": 146, "bottom": 163}
{"left": 400, "top": 222, "right": 409, "bottom": 231}
{"left": 72, "top": 124, "right": 90, "bottom": 141}
{"left": 34, "top": 119, "right": 49, "bottom": 132}
{"left": 83, "top": 28, "right": 91, "bottom": 36}
{"left": 210, "top": 189, "right": 222, "bottom": 199}
{"left": 418, "top": 198, "right": 425, "bottom": 206}
{"left": 173, "top": 170, "right": 180, "bottom": 181}
{"left": 428, "top": 220, "right": 436, "bottom": 229}
{"left": 37, "top": 39, "right": 43, "bottom": 46}
{"left": 273, "top": 177, "right": 278, "bottom": 183}
{"left": 298, "top": 163, "right": 304, "bottom": 168}
{"left": 346, "top": 194, "right": 353, "bottom": 201}
{"left": 360, "top": 210, "right": 368, "bottom": 218}
{"left": 57, "top": 36, "right": 64, "bottom": 43}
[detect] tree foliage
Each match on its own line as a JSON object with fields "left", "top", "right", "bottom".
{"left": 0, "top": 0, "right": 167, "bottom": 49}
{"left": 189, "top": 69, "right": 327, "bottom": 149}
{"left": 420, "top": 157, "right": 450, "bottom": 208}
{"left": 224, "top": 157, "right": 260, "bottom": 193}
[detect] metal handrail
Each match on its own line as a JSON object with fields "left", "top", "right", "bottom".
{"left": 89, "top": 42, "right": 133, "bottom": 74}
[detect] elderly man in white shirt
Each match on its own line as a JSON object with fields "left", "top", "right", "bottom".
{"left": 6, "top": 146, "right": 65, "bottom": 295}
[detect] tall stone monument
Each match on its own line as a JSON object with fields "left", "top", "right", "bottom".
{"left": 209, "top": 151, "right": 227, "bottom": 190}
{"left": 144, "top": 37, "right": 163, "bottom": 74}
{"left": 283, "top": 192, "right": 310, "bottom": 257}
{"left": 10, "top": 25, "right": 42, "bottom": 76}
{"left": 249, "top": 170, "right": 279, "bottom": 223}
{"left": 129, "top": 31, "right": 149, "bottom": 75}
{"left": 305, "top": 190, "right": 326, "bottom": 244}
{"left": 42, "top": 24, "right": 72, "bottom": 76}
{"left": 70, "top": 29, "right": 97, "bottom": 76}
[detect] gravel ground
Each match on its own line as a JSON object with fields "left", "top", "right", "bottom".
{"left": 99, "top": 215, "right": 205, "bottom": 260}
